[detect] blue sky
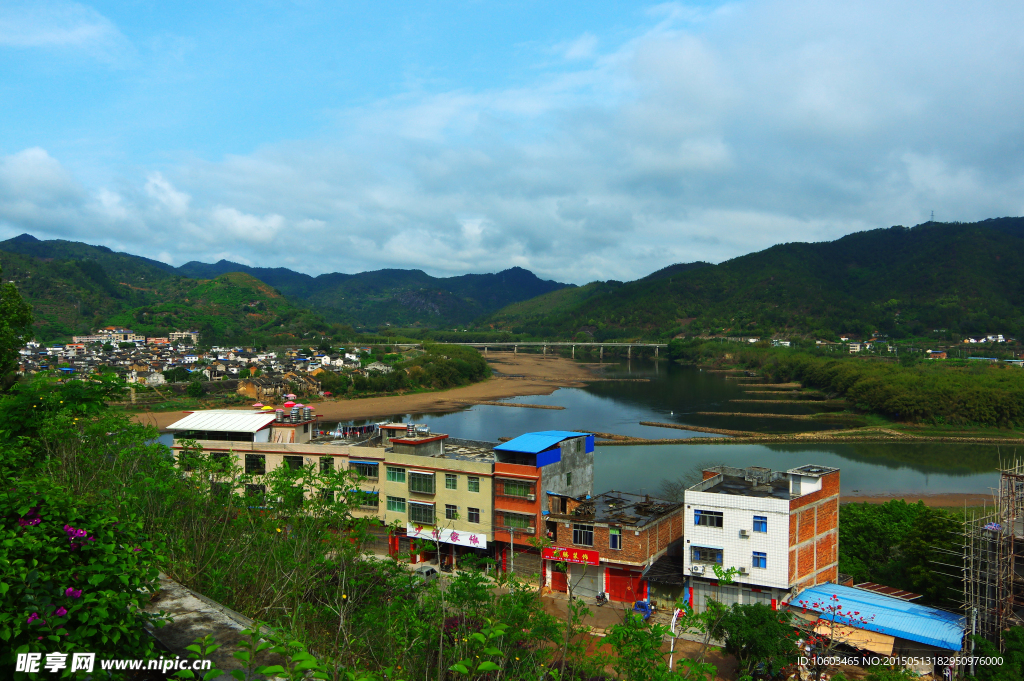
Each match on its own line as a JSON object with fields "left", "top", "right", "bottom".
{"left": 1, "top": 1, "right": 1023, "bottom": 283}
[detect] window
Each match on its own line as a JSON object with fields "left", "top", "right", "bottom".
{"left": 387, "top": 466, "right": 406, "bottom": 483}
{"left": 445, "top": 504, "right": 458, "bottom": 520}
{"left": 386, "top": 496, "right": 406, "bottom": 513}
{"left": 572, "top": 523, "right": 594, "bottom": 547}
{"left": 445, "top": 473, "right": 458, "bottom": 490}
{"left": 467, "top": 476, "right": 480, "bottom": 492}
{"left": 358, "top": 491, "right": 379, "bottom": 508}
{"left": 609, "top": 527, "right": 622, "bottom": 550}
{"left": 284, "top": 455, "right": 304, "bottom": 471}
{"left": 212, "top": 453, "right": 231, "bottom": 473}
{"left": 566, "top": 472, "right": 572, "bottom": 487}
{"left": 502, "top": 512, "right": 533, "bottom": 529}
{"left": 351, "top": 462, "right": 379, "bottom": 479}
{"left": 692, "top": 546, "right": 723, "bottom": 564}
{"left": 501, "top": 479, "right": 532, "bottom": 497}
{"left": 320, "top": 457, "right": 334, "bottom": 474}
{"left": 303, "top": 423, "right": 309, "bottom": 433}
{"left": 753, "top": 551, "right": 767, "bottom": 569}
{"left": 409, "top": 502, "right": 435, "bottom": 525}
{"left": 245, "top": 454, "right": 265, "bottom": 475}
{"left": 409, "top": 472, "right": 435, "bottom": 494}
{"left": 245, "top": 483, "right": 266, "bottom": 501}
{"left": 467, "top": 507, "right": 480, "bottom": 523}
{"left": 753, "top": 516, "right": 767, "bottom": 533}
{"left": 792, "top": 477, "right": 802, "bottom": 495}
{"left": 694, "top": 510, "right": 724, "bottom": 528}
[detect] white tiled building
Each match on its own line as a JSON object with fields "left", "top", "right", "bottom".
{"left": 682, "top": 464, "right": 840, "bottom": 612}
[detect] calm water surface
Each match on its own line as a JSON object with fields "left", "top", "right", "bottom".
{"left": 308, "top": 359, "right": 1004, "bottom": 496}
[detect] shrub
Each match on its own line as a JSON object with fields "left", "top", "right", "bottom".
{"left": 0, "top": 477, "right": 166, "bottom": 661}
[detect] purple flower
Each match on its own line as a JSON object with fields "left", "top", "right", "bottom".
{"left": 65, "top": 587, "right": 82, "bottom": 599}
{"left": 133, "top": 547, "right": 143, "bottom": 552}
{"left": 18, "top": 506, "right": 42, "bottom": 526}
{"left": 54, "top": 607, "right": 68, "bottom": 617}
{"left": 27, "top": 612, "right": 40, "bottom": 624}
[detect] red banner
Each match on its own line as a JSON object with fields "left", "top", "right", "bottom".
{"left": 543, "top": 546, "right": 600, "bottom": 566}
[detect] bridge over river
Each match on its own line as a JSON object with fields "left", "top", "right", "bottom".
{"left": 391, "top": 341, "right": 667, "bottom": 359}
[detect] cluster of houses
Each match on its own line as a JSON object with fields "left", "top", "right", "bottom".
{"left": 16, "top": 326, "right": 397, "bottom": 396}
{"left": 167, "top": 411, "right": 965, "bottom": 675}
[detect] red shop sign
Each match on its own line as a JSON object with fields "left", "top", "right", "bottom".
{"left": 543, "top": 546, "right": 600, "bottom": 566}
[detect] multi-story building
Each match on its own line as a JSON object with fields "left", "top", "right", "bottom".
{"left": 166, "top": 411, "right": 593, "bottom": 570}
{"left": 543, "top": 491, "right": 684, "bottom": 603}
{"left": 169, "top": 331, "right": 200, "bottom": 345}
{"left": 491, "top": 431, "right": 594, "bottom": 578}
{"left": 681, "top": 464, "right": 839, "bottom": 611}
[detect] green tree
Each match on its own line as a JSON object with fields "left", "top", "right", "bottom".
{"left": 971, "top": 626, "right": 1024, "bottom": 681}
{"left": 714, "top": 602, "right": 798, "bottom": 678}
{"left": 186, "top": 380, "right": 205, "bottom": 398}
{"left": 0, "top": 265, "right": 33, "bottom": 389}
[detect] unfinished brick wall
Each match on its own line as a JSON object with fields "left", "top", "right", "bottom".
{"left": 787, "top": 470, "right": 840, "bottom": 590}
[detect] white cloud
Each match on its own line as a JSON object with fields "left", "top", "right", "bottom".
{"left": 0, "top": 1, "right": 130, "bottom": 61}
{"left": 2, "top": 1, "right": 1024, "bottom": 284}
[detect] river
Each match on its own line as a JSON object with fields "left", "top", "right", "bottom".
{"left": 306, "top": 359, "right": 1004, "bottom": 498}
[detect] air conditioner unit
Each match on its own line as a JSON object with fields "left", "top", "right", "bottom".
{"left": 738, "top": 566, "right": 748, "bottom": 574}
{"left": 527, "top": 494, "right": 536, "bottom": 501}
{"left": 527, "top": 527, "right": 536, "bottom": 535}
{"left": 690, "top": 565, "right": 705, "bottom": 574}
{"left": 739, "top": 529, "right": 749, "bottom": 538}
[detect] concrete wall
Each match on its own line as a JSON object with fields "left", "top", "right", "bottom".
{"left": 540, "top": 436, "right": 593, "bottom": 498}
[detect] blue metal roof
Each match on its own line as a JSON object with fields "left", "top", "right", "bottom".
{"left": 793, "top": 583, "right": 964, "bottom": 651}
{"left": 493, "top": 430, "right": 590, "bottom": 454}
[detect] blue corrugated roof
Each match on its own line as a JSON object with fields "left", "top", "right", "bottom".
{"left": 793, "top": 583, "right": 963, "bottom": 651}
{"left": 494, "top": 430, "right": 590, "bottom": 454}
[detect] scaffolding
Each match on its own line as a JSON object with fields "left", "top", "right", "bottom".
{"left": 963, "top": 460, "right": 1024, "bottom": 654}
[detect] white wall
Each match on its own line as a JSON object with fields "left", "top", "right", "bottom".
{"left": 684, "top": 490, "right": 790, "bottom": 590}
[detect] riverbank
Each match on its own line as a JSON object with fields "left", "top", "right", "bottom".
{"left": 133, "top": 352, "right": 604, "bottom": 430}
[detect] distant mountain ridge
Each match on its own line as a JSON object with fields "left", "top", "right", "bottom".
{"left": 0, "top": 234, "right": 571, "bottom": 331}
{"left": 482, "top": 217, "right": 1024, "bottom": 341}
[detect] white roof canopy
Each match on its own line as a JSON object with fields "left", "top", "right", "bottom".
{"left": 166, "top": 410, "right": 277, "bottom": 433}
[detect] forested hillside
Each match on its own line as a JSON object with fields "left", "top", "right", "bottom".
{"left": 482, "top": 218, "right": 1024, "bottom": 341}
{"left": 0, "top": 246, "right": 332, "bottom": 344}
{"left": 176, "top": 260, "right": 570, "bottom": 327}
{"left": 0, "top": 234, "right": 570, "bottom": 330}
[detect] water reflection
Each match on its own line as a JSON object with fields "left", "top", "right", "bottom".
{"left": 316, "top": 358, "right": 1000, "bottom": 496}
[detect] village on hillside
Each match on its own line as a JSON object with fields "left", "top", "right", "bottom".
{"left": 14, "top": 326, "right": 402, "bottom": 400}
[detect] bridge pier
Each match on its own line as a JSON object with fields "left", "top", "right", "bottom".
{"left": 484, "top": 346, "right": 488, "bottom": 355}
{"left": 572, "top": 345, "right": 575, "bottom": 359}
{"left": 628, "top": 346, "right": 632, "bottom": 359}
{"left": 655, "top": 346, "right": 659, "bottom": 357}
{"left": 514, "top": 345, "right": 517, "bottom": 354}
{"left": 600, "top": 346, "right": 604, "bottom": 360}
{"left": 543, "top": 344, "right": 547, "bottom": 355}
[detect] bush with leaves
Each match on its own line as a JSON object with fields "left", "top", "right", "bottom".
{"left": 713, "top": 602, "right": 797, "bottom": 679}
{"left": 0, "top": 476, "right": 166, "bottom": 664}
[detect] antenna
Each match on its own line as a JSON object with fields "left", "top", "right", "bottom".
{"left": 931, "top": 210, "right": 935, "bottom": 222}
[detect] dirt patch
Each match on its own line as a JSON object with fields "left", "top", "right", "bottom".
{"left": 135, "top": 352, "right": 605, "bottom": 430}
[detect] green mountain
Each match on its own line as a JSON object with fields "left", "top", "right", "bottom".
{"left": 0, "top": 240, "right": 330, "bottom": 344}
{"left": 0, "top": 234, "right": 570, "bottom": 331}
{"left": 175, "top": 260, "right": 569, "bottom": 327}
{"left": 482, "top": 218, "right": 1024, "bottom": 341}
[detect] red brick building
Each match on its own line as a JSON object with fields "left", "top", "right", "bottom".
{"left": 543, "top": 491, "right": 684, "bottom": 603}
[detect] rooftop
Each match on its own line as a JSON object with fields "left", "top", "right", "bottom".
{"left": 494, "top": 430, "right": 589, "bottom": 454}
{"left": 695, "top": 466, "right": 792, "bottom": 500}
{"left": 166, "top": 409, "right": 277, "bottom": 433}
{"left": 551, "top": 490, "right": 682, "bottom": 529}
{"left": 793, "top": 583, "right": 963, "bottom": 651}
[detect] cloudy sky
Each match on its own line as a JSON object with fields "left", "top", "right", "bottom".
{"left": 1, "top": 1, "right": 1022, "bottom": 284}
